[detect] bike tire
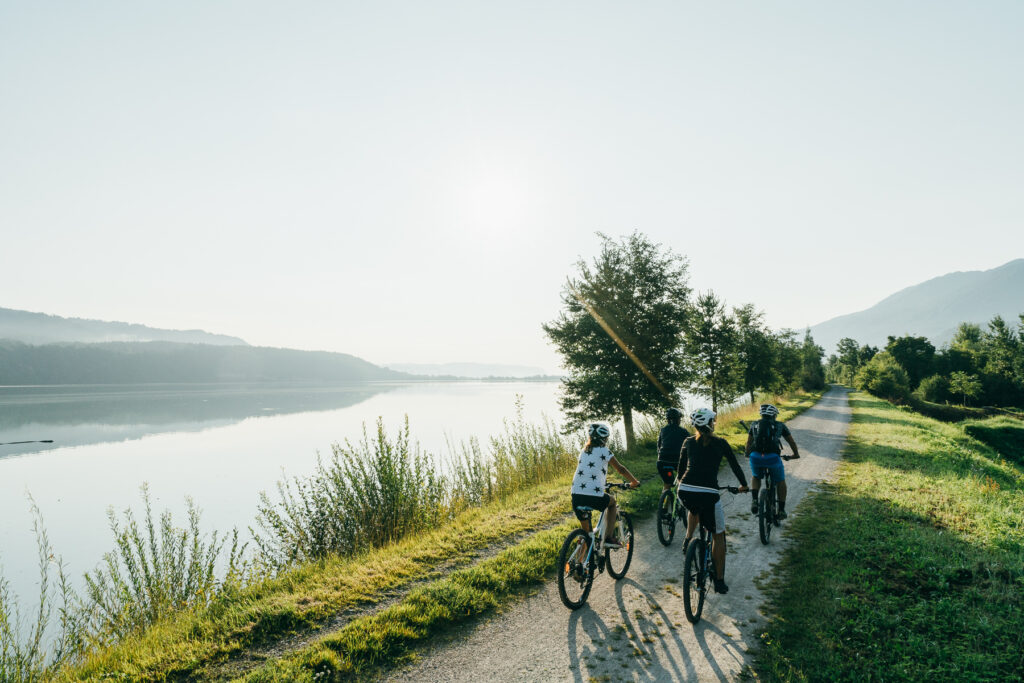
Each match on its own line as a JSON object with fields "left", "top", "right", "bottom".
{"left": 557, "top": 529, "right": 594, "bottom": 609}
{"left": 758, "top": 489, "right": 771, "bottom": 545}
{"left": 656, "top": 490, "right": 676, "bottom": 546}
{"left": 606, "top": 512, "right": 634, "bottom": 579}
{"left": 683, "top": 537, "right": 707, "bottom": 623}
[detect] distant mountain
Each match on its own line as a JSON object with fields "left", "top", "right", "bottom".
{"left": 0, "top": 307, "right": 247, "bottom": 346}
{"left": 0, "top": 341, "right": 410, "bottom": 385}
{"left": 810, "top": 259, "right": 1024, "bottom": 354}
{"left": 386, "top": 362, "right": 552, "bottom": 378}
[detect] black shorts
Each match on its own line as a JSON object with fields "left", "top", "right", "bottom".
{"left": 657, "top": 461, "right": 678, "bottom": 486}
{"left": 679, "top": 490, "right": 722, "bottom": 534}
{"left": 571, "top": 492, "right": 609, "bottom": 522}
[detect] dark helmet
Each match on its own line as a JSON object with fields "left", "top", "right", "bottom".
{"left": 666, "top": 407, "right": 683, "bottom": 422}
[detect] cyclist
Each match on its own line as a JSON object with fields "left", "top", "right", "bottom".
{"left": 570, "top": 423, "right": 640, "bottom": 548}
{"left": 745, "top": 403, "right": 800, "bottom": 520}
{"left": 676, "top": 407, "right": 748, "bottom": 594}
{"left": 656, "top": 407, "right": 691, "bottom": 492}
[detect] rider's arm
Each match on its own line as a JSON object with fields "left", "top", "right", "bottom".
{"left": 784, "top": 432, "right": 800, "bottom": 458}
{"left": 723, "top": 442, "right": 749, "bottom": 490}
{"left": 744, "top": 431, "right": 753, "bottom": 456}
{"left": 609, "top": 456, "right": 640, "bottom": 488}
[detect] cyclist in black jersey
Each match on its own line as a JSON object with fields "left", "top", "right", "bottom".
{"left": 656, "top": 407, "right": 691, "bottom": 492}
{"left": 676, "top": 407, "right": 748, "bottom": 594}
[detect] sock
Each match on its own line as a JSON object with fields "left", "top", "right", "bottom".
{"left": 751, "top": 491, "right": 758, "bottom": 502}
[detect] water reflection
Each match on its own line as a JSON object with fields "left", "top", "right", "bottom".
{"left": 0, "top": 383, "right": 395, "bottom": 459}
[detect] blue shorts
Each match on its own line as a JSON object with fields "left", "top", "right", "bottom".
{"left": 749, "top": 452, "right": 785, "bottom": 481}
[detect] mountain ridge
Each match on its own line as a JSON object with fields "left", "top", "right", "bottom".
{"left": 809, "top": 258, "right": 1024, "bottom": 353}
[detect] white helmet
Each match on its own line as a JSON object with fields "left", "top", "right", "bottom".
{"left": 587, "top": 423, "right": 611, "bottom": 439}
{"left": 690, "top": 408, "right": 716, "bottom": 428}
{"left": 759, "top": 403, "right": 779, "bottom": 419}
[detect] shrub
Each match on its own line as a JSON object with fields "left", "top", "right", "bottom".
{"left": 854, "top": 352, "right": 911, "bottom": 403}
{"left": 914, "top": 374, "right": 949, "bottom": 403}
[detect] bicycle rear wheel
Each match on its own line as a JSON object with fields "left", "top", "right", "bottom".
{"left": 758, "top": 489, "right": 772, "bottom": 545}
{"left": 606, "top": 512, "right": 634, "bottom": 579}
{"left": 683, "top": 537, "right": 707, "bottom": 623}
{"left": 557, "top": 529, "right": 594, "bottom": 609}
{"left": 656, "top": 490, "right": 676, "bottom": 546}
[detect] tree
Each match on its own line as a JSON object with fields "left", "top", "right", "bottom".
{"left": 799, "top": 329, "right": 826, "bottom": 391}
{"left": 885, "top": 335, "right": 936, "bottom": 388}
{"left": 543, "top": 232, "right": 691, "bottom": 450}
{"left": 854, "top": 352, "right": 910, "bottom": 403}
{"left": 683, "top": 291, "right": 741, "bottom": 412}
{"left": 949, "top": 371, "right": 982, "bottom": 406}
{"left": 733, "top": 303, "right": 775, "bottom": 402}
{"left": 769, "top": 329, "right": 803, "bottom": 392}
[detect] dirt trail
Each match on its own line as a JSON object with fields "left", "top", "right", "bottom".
{"left": 388, "top": 386, "right": 851, "bottom": 682}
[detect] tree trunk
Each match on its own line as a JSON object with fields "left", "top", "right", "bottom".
{"left": 750, "top": 389, "right": 755, "bottom": 404}
{"left": 622, "top": 407, "right": 635, "bottom": 453}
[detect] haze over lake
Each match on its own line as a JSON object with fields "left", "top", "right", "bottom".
{"left": 0, "top": 381, "right": 562, "bottom": 611}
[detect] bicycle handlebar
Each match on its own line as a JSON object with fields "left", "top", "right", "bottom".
{"left": 718, "top": 486, "right": 739, "bottom": 494}
{"left": 605, "top": 482, "right": 632, "bottom": 491}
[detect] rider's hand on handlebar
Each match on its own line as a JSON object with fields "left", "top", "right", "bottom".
{"left": 629, "top": 480, "right": 640, "bottom": 489}
{"left": 738, "top": 485, "right": 749, "bottom": 493}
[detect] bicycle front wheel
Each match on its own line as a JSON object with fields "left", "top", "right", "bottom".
{"left": 656, "top": 490, "right": 676, "bottom": 546}
{"left": 606, "top": 512, "right": 634, "bottom": 579}
{"left": 758, "top": 489, "right": 772, "bottom": 545}
{"left": 683, "top": 537, "right": 707, "bottom": 623}
{"left": 557, "top": 529, "right": 594, "bottom": 609}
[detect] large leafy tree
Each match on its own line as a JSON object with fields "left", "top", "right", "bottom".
{"left": 683, "top": 291, "right": 741, "bottom": 412}
{"left": 733, "top": 303, "right": 775, "bottom": 402}
{"left": 543, "top": 232, "right": 691, "bottom": 450}
{"left": 799, "top": 329, "right": 826, "bottom": 391}
{"left": 885, "top": 335, "right": 936, "bottom": 388}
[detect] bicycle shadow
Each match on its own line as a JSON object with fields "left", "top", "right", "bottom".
{"left": 566, "top": 605, "right": 615, "bottom": 683}
{"left": 611, "top": 577, "right": 700, "bottom": 681}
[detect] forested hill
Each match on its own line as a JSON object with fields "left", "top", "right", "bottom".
{"left": 810, "top": 258, "right": 1024, "bottom": 353}
{"left": 0, "top": 307, "right": 247, "bottom": 346}
{"left": 0, "top": 341, "right": 409, "bottom": 384}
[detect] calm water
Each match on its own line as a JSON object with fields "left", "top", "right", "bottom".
{"left": 0, "top": 381, "right": 562, "bottom": 610}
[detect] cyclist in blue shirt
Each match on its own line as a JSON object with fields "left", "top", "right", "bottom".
{"left": 745, "top": 403, "right": 800, "bottom": 519}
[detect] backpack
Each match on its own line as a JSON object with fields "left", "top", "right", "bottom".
{"left": 752, "top": 418, "right": 780, "bottom": 454}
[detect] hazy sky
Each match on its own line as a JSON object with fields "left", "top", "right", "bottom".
{"left": 2, "top": 1, "right": 1022, "bottom": 372}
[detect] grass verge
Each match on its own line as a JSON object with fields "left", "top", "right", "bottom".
{"left": 58, "top": 479, "right": 574, "bottom": 682}
{"left": 755, "top": 391, "right": 1024, "bottom": 682}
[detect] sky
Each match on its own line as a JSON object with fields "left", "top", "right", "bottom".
{"left": 2, "top": 1, "right": 1022, "bottom": 373}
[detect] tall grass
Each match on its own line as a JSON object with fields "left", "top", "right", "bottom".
{"left": 0, "top": 499, "right": 83, "bottom": 683}
{"left": 81, "top": 485, "right": 247, "bottom": 644}
{"left": 254, "top": 403, "right": 574, "bottom": 569}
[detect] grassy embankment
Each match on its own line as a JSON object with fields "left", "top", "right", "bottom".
{"left": 755, "top": 391, "right": 1024, "bottom": 681}
{"left": 231, "top": 390, "right": 824, "bottom": 683}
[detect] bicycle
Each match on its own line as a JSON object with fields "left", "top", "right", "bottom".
{"left": 739, "top": 420, "right": 793, "bottom": 545}
{"left": 557, "top": 482, "right": 635, "bottom": 610}
{"left": 682, "top": 486, "right": 738, "bottom": 624}
{"left": 656, "top": 470, "right": 686, "bottom": 546}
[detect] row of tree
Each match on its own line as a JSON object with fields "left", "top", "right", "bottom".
{"left": 544, "top": 232, "right": 825, "bottom": 449}
{"left": 825, "top": 314, "right": 1024, "bottom": 407}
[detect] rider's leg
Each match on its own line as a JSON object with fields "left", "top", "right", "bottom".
{"left": 684, "top": 510, "right": 698, "bottom": 541}
{"left": 604, "top": 496, "right": 618, "bottom": 541}
{"left": 712, "top": 531, "right": 727, "bottom": 579}
{"left": 750, "top": 475, "right": 761, "bottom": 512}
{"left": 777, "top": 480, "right": 788, "bottom": 510}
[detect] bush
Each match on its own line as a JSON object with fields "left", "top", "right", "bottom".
{"left": 854, "top": 352, "right": 911, "bottom": 403}
{"left": 914, "top": 374, "right": 949, "bottom": 403}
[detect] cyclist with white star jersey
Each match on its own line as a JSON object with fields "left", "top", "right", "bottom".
{"left": 570, "top": 423, "right": 639, "bottom": 547}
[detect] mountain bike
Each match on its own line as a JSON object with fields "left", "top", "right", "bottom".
{"left": 682, "top": 486, "right": 738, "bottom": 624}
{"left": 754, "top": 453, "right": 794, "bottom": 544}
{"left": 657, "top": 470, "right": 686, "bottom": 546}
{"left": 557, "top": 482, "right": 635, "bottom": 610}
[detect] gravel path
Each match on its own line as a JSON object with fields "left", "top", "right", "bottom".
{"left": 388, "top": 386, "right": 851, "bottom": 683}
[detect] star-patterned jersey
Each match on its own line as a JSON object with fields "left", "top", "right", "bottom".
{"left": 570, "top": 445, "right": 613, "bottom": 496}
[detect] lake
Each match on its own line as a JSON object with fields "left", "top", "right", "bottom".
{"left": 0, "top": 381, "right": 563, "bottom": 611}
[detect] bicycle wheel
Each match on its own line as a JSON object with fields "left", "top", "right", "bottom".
{"left": 656, "top": 490, "right": 676, "bottom": 546}
{"left": 683, "top": 537, "right": 707, "bottom": 623}
{"left": 606, "top": 512, "right": 634, "bottom": 579}
{"left": 758, "top": 489, "right": 772, "bottom": 545}
{"left": 557, "top": 529, "right": 594, "bottom": 609}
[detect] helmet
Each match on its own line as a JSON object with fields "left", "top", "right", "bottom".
{"left": 759, "top": 404, "right": 779, "bottom": 419}
{"left": 666, "top": 407, "right": 683, "bottom": 422}
{"left": 587, "top": 423, "right": 611, "bottom": 439}
{"left": 689, "top": 407, "right": 716, "bottom": 428}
